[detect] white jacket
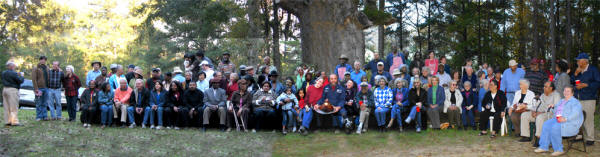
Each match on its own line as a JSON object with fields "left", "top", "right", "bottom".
{"left": 511, "top": 90, "right": 536, "bottom": 110}
{"left": 444, "top": 89, "right": 463, "bottom": 113}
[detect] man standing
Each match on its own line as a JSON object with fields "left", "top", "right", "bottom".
{"left": 269, "top": 71, "right": 285, "bottom": 96}
{"left": 370, "top": 62, "right": 392, "bottom": 85}
{"left": 127, "top": 79, "right": 150, "bottom": 128}
{"left": 109, "top": 65, "right": 127, "bottom": 90}
{"left": 315, "top": 74, "right": 347, "bottom": 134}
{"left": 32, "top": 56, "right": 49, "bottom": 121}
{"left": 47, "top": 61, "right": 65, "bottom": 120}
{"left": 94, "top": 66, "right": 109, "bottom": 86}
{"left": 114, "top": 78, "right": 133, "bottom": 127}
{"left": 524, "top": 59, "right": 547, "bottom": 96}
{"left": 86, "top": 61, "right": 102, "bottom": 86}
{"left": 172, "top": 67, "right": 185, "bottom": 83}
{"left": 146, "top": 68, "right": 163, "bottom": 89}
{"left": 364, "top": 53, "right": 388, "bottom": 74}
{"left": 125, "top": 64, "right": 136, "bottom": 83}
{"left": 218, "top": 52, "right": 236, "bottom": 78}
{"left": 500, "top": 59, "right": 526, "bottom": 106}
{"left": 335, "top": 54, "right": 352, "bottom": 81}
{"left": 2, "top": 61, "right": 25, "bottom": 126}
{"left": 201, "top": 61, "right": 215, "bottom": 81}
{"left": 572, "top": 53, "right": 600, "bottom": 146}
{"left": 350, "top": 61, "right": 366, "bottom": 85}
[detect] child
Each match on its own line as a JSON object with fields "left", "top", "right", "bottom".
{"left": 295, "top": 89, "right": 306, "bottom": 132}
{"left": 277, "top": 87, "right": 299, "bottom": 135}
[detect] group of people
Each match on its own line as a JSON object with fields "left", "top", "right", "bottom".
{"left": 2, "top": 48, "right": 599, "bottom": 156}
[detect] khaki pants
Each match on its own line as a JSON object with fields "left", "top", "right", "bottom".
{"left": 2, "top": 88, "right": 19, "bottom": 125}
{"left": 447, "top": 109, "right": 461, "bottom": 127}
{"left": 521, "top": 111, "right": 552, "bottom": 137}
{"left": 581, "top": 100, "right": 596, "bottom": 141}
{"left": 359, "top": 108, "right": 370, "bottom": 131}
{"left": 203, "top": 106, "right": 226, "bottom": 125}
{"left": 113, "top": 104, "right": 128, "bottom": 122}
{"left": 510, "top": 112, "right": 522, "bottom": 135}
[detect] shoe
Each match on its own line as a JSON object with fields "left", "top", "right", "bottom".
{"left": 252, "top": 129, "right": 257, "bottom": 133}
{"left": 356, "top": 128, "right": 362, "bottom": 134}
{"left": 550, "top": 151, "right": 564, "bottom": 156}
{"left": 398, "top": 128, "right": 403, "bottom": 132}
{"left": 202, "top": 127, "right": 206, "bottom": 132}
{"left": 156, "top": 126, "right": 162, "bottom": 130}
{"left": 129, "top": 124, "right": 136, "bottom": 128}
{"left": 292, "top": 127, "right": 297, "bottom": 133}
{"left": 362, "top": 128, "right": 367, "bottom": 133}
{"left": 405, "top": 117, "right": 412, "bottom": 123}
{"left": 478, "top": 132, "right": 487, "bottom": 136}
{"left": 334, "top": 129, "right": 340, "bottom": 134}
{"left": 150, "top": 125, "right": 155, "bottom": 129}
{"left": 534, "top": 148, "right": 548, "bottom": 153}
{"left": 83, "top": 124, "right": 87, "bottom": 127}
{"left": 35, "top": 119, "right": 41, "bottom": 122}
{"left": 226, "top": 128, "right": 232, "bottom": 132}
{"left": 11, "top": 123, "right": 22, "bottom": 127}
{"left": 121, "top": 124, "right": 126, "bottom": 128}
{"left": 518, "top": 137, "right": 531, "bottom": 142}
{"left": 416, "top": 127, "right": 421, "bottom": 133}
{"left": 166, "top": 126, "right": 172, "bottom": 129}
{"left": 532, "top": 139, "right": 540, "bottom": 148}
{"left": 301, "top": 128, "right": 308, "bottom": 136}
{"left": 142, "top": 124, "right": 146, "bottom": 128}
{"left": 585, "top": 141, "right": 594, "bottom": 146}
{"left": 282, "top": 128, "right": 288, "bottom": 135}
{"left": 175, "top": 127, "right": 181, "bottom": 130}
{"left": 101, "top": 125, "right": 106, "bottom": 129}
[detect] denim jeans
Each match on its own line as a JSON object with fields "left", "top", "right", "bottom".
{"left": 143, "top": 107, "right": 152, "bottom": 125}
{"left": 301, "top": 108, "right": 313, "bottom": 129}
{"left": 391, "top": 105, "right": 403, "bottom": 127}
{"left": 35, "top": 88, "right": 49, "bottom": 120}
{"left": 407, "top": 106, "right": 422, "bottom": 129}
{"left": 157, "top": 107, "right": 168, "bottom": 126}
{"left": 461, "top": 108, "right": 475, "bottom": 127}
{"left": 374, "top": 107, "right": 390, "bottom": 126}
{"left": 47, "top": 88, "right": 62, "bottom": 119}
{"left": 100, "top": 105, "right": 113, "bottom": 125}
{"left": 66, "top": 96, "right": 78, "bottom": 121}
{"left": 538, "top": 118, "right": 563, "bottom": 152}
{"left": 282, "top": 110, "right": 294, "bottom": 127}
{"left": 127, "top": 106, "right": 136, "bottom": 124}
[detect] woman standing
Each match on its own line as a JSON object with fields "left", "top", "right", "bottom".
{"left": 150, "top": 82, "right": 167, "bottom": 129}
{"left": 63, "top": 65, "right": 81, "bottom": 122}
{"left": 478, "top": 80, "right": 507, "bottom": 138}
{"left": 387, "top": 78, "right": 409, "bottom": 131}
{"left": 98, "top": 83, "right": 114, "bottom": 128}
{"left": 80, "top": 80, "right": 98, "bottom": 128}
{"left": 373, "top": 76, "right": 393, "bottom": 132}
{"left": 553, "top": 60, "right": 570, "bottom": 98}
{"left": 425, "top": 51, "right": 439, "bottom": 75}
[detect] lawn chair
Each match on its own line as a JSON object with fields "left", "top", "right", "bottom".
{"left": 562, "top": 111, "right": 586, "bottom": 153}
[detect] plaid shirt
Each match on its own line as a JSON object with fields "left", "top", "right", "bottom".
{"left": 374, "top": 86, "right": 393, "bottom": 108}
{"left": 48, "top": 69, "right": 64, "bottom": 89}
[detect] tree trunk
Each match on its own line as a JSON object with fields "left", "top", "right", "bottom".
{"left": 427, "top": 0, "right": 431, "bottom": 50}
{"left": 278, "top": 0, "right": 366, "bottom": 73}
{"left": 416, "top": 1, "right": 422, "bottom": 54}
{"left": 272, "top": 1, "right": 282, "bottom": 74}
{"left": 565, "top": 0, "right": 572, "bottom": 60}
{"left": 247, "top": 0, "right": 262, "bottom": 66}
{"left": 532, "top": 0, "right": 539, "bottom": 58}
{"left": 550, "top": 0, "right": 557, "bottom": 73}
{"left": 378, "top": 0, "right": 385, "bottom": 56}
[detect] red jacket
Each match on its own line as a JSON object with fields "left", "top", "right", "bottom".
{"left": 226, "top": 82, "right": 239, "bottom": 100}
{"left": 62, "top": 74, "right": 81, "bottom": 97}
{"left": 305, "top": 85, "right": 324, "bottom": 107}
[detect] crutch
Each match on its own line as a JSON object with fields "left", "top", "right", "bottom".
{"left": 228, "top": 101, "right": 241, "bottom": 131}
{"left": 235, "top": 98, "right": 248, "bottom": 132}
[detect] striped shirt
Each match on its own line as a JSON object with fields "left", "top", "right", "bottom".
{"left": 48, "top": 69, "right": 64, "bottom": 89}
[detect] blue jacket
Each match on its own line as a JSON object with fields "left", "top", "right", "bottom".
{"left": 370, "top": 71, "right": 392, "bottom": 85}
{"left": 500, "top": 68, "right": 525, "bottom": 93}
{"left": 555, "top": 98, "right": 584, "bottom": 137}
{"left": 317, "top": 84, "right": 346, "bottom": 107}
{"left": 427, "top": 85, "right": 446, "bottom": 107}
{"left": 392, "top": 88, "right": 410, "bottom": 107}
{"left": 150, "top": 90, "right": 167, "bottom": 107}
{"left": 97, "top": 90, "right": 114, "bottom": 106}
{"left": 108, "top": 74, "right": 127, "bottom": 90}
{"left": 461, "top": 89, "right": 478, "bottom": 109}
{"left": 364, "top": 59, "right": 388, "bottom": 72}
{"left": 461, "top": 74, "right": 478, "bottom": 88}
{"left": 572, "top": 65, "right": 600, "bottom": 100}
{"left": 477, "top": 88, "right": 487, "bottom": 112}
{"left": 270, "top": 81, "right": 285, "bottom": 96}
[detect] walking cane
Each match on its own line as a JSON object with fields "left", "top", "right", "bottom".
{"left": 228, "top": 101, "right": 241, "bottom": 131}
{"left": 236, "top": 98, "right": 247, "bottom": 132}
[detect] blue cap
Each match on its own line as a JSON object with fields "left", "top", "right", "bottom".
{"left": 576, "top": 53, "right": 590, "bottom": 60}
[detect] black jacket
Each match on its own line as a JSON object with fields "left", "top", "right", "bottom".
{"left": 80, "top": 88, "right": 98, "bottom": 108}
{"left": 166, "top": 90, "right": 184, "bottom": 108}
{"left": 183, "top": 89, "right": 204, "bottom": 109}
{"left": 408, "top": 88, "right": 428, "bottom": 108}
{"left": 481, "top": 90, "right": 507, "bottom": 112}
{"left": 131, "top": 88, "right": 151, "bottom": 108}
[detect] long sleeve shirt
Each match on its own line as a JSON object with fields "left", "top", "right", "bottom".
{"left": 305, "top": 85, "right": 324, "bottom": 107}
{"left": 1, "top": 70, "right": 24, "bottom": 89}
{"left": 500, "top": 68, "right": 525, "bottom": 93}
{"left": 150, "top": 90, "right": 166, "bottom": 107}
{"left": 374, "top": 87, "right": 393, "bottom": 108}
{"left": 86, "top": 70, "right": 101, "bottom": 86}
{"left": 277, "top": 93, "right": 299, "bottom": 110}
{"left": 572, "top": 65, "right": 600, "bottom": 100}
{"left": 97, "top": 90, "right": 114, "bottom": 106}
{"left": 317, "top": 84, "right": 346, "bottom": 107}
{"left": 114, "top": 87, "right": 133, "bottom": 105}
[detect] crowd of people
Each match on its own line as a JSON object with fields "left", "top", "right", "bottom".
{"left": 2, "top": 49, "right": 599, "bottom": 156}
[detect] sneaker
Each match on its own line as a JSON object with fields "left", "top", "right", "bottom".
{"left": 101, "top": 125, "right": 106, "bottom": 129}
{"left": 142, "top": 124, "right": 147, "bottom": 128}
{"left": 156, "top": 126, "right": 162, "bottom": 130}
{"left": 129, "top": 124, "right": 136, "bottom": 128}
{"left": 83, "top": 124, "right": 87, "bottom": 127}
{"left": 292, "top": 127, "right": 297, "bottom": 133}
{"left": 226, "top": 128, "right": 232, "bottom": 132}
{"left": 399, "top": 128, "right": 403, "bottom": 132}
{"left": 121, "top": 124, "right": 126, "bottom": 128}
{"left": 166, "top": 126, "right": 172, "bottom": 129}
{"left": 174, "top": 127, "right": 181, "bottom": 130}
{"left": 534, "top": 148, "right": 547, "bottom": 153}
{"left": 356, "top": 129, "right": 362, "bottom": 134}
{"left": 282, "top": 129, "right": 288, "bottom": 135}
{"left": 518, "top": 137, "right": 531, "bottom": 142}
{"left": 252, "top": 129, "right": 257, "bottom": 133}
{"left": 150, "top": 125, "right": 155, "bottom": 129}
{"left": 334, "top": 129, "right": 340, "bottom": 134}
{"left": 550, "top": 151, "right": 564, "bottom": 156}
{"left": 416, "top": 127, "right": 421, "bottom": 133}
{"left": 405, "top": 117, "right": 412, "bottom": 123}
{"left": 362, "top": 128, "right": 367, "bottom": 133}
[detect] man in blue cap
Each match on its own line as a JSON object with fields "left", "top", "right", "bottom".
{"left": 572, "top": 52, "right": 600, "bottom": 146}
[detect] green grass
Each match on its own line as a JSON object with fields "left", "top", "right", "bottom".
{"left": 1, "top": 108, "right": 599, "bottom": 156}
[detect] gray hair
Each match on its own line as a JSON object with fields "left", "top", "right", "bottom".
{"left": 5, "top": 61, "right": 15, "bottom": 66}
{"left": 519, "top": 79, "right": 530, "bottom": 87}
{"left": 66, "top": 65, "right": 75, "bottom": 73}
{"left": 353, "top": 61, "right": 361, "bottom": 67}
{"left": 116, "top": 64, "right": 123, "bottom": 70}
{"left": 422, "top": 67, "right": 430, "bottom": 73}
{"left": 463, "top": 80, "right": 471, "bottom": 87}
{"left": 119, "top": 78, "right": 127, "bottom": 83}
{"left": 375, "top": 75, "right": 387, "bottom": 83}
{"left": 395, "top": 78, "right": 407, "bottom": 87}
{"left": 230, "top": 73, "right": 239, "bottom": 80}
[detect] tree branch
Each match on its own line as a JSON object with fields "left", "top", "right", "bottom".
{"left": 275, "top": 0, "right": 306, "bottom": 15}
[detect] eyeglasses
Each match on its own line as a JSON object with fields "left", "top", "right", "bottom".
{"left": 451, "top": 84, "right": 457, "bottom": 86}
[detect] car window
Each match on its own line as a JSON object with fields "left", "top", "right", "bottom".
{"left": 20, "top": 79, "right": 33, "bottom": 90}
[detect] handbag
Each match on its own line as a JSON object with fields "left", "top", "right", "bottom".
{"left": 500, "top": 116, "right": 508, "bottom": 136}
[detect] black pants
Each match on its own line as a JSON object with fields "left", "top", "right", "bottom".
{"left": 81, "top": 104, "right": 97, "bottom": 124}
{"left": 163, "top": 107, "right": 174, "bottom": 127}
{"left": 175, "top": 107, "right": 190, "bottom": 127}
{"left": 479, "top": 110, "right": 502, "bottom": 132}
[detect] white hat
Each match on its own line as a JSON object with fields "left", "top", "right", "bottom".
{"left": 377, "top": 62, "right": 384, "bottom": 66}
{"left": 200, "top": 61, "right": 209, "bottom": 66}
{"left": 173, "top": 67, "right": 183, "bottom": 73}
{"left": 508, "top": 60, "right": 518, "bottom": 66}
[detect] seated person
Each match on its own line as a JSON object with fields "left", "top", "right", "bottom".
{"left": 203, "top": 79, "right": 227, "bottom": 131}
{"left": 314, "top": 74, "right": 347, "bottom": 134}
{"left": 229, "top": 79, "right": 252, "bottom": 132}
{"left": 530, "top": 81, "right": 560, "bottom": 147}
{"left": 355, "top": 82, "right": 374, "bottom": 134}
{"left": 253, "top": 81, "right": 277, "bottom": 132}
{"left": 150, "top": 82, "right": 167, "bottom": 129}
{"left": 183, "top": 81, "right": 204, "bottom": 129}
{"left": 277, "top": 87, "right": 299, "bottom": 135}
{"left": 534, "top": 86, "right": 583, "bottom": 156}
{"left": 404, "top": 78, "right": 428, "bottom": 133}
{"left": 80, "top": 80, "right": 98, "bottom": 128}
{"left": 167, "top": 81, "right": 187, "bottom": 130}
{"left": 127, "top": 79, "right": 150, "bottom": 128}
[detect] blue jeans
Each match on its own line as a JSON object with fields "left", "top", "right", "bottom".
{"left": 539, "top": 118, "right": 563, "bottom": 152}
{"left": 391, "top": 105, "right": 403, "bottom": 127}
{"left": 332, "top": 108, "right": 346, "bottom": 128}
{"left": 282, "top": 110, "right": 294, "bottom": 127}
{"left": 253, "top": 108, "right": 275, "bottom": 130}
{"left": 35, "top": 88, "right": 49, "bottom": 120}
{"left": 126, "top": 106, "right": 137, "bottom": 124}
{"left": 143, "top": 107, "right": 152, "bottom": 125}
{"left": 66, "top": 96, "right": 78, "bottom": 121}
{"left": 100, "top": 105, "right": 113, "bottom": 125}
{"left": 374, "top": 107, "right": 390, "bottom": 126}
{"left": 462, "top": 108, "right": 475, "bottom": 127}
{"left": 157, "top": 107, "right": 166, "bottom": 126}
{"left": 407, "top": 106, "right": 422, "bottom": 128}
{"left": 506, "top": 93, "right": 515, "bottom": 108}
{"left": 48, "top": 88, "right": 62, "bottom": 118}
{"left": 301, "top": 108, "right": 313, "bottom": 129}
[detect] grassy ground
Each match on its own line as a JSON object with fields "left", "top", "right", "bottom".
{"left": 1, "top": 108, "right": 599, "bottom": 157}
